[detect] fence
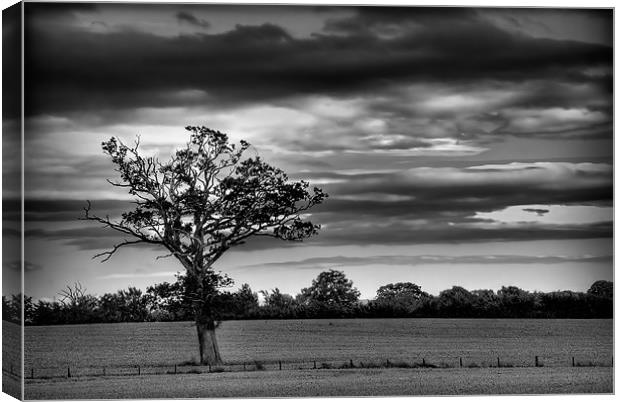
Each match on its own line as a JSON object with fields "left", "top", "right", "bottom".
{"left": 7, "top": 354, "right": 613, "bottom": 381}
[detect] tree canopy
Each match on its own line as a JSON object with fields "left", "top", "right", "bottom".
{"left": 299, "top": 269, "right": 360, "bottom": 315}
{"left": 84, "top": 126, "right": 327, "bottom": 364}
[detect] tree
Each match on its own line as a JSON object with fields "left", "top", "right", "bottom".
{"left": 84, "top": 126, "right": 326, "bottom": 364}
{"left": 233, "top": 284, "right": 260, "bottom": 318}
{"left": 497, "top": 286, "right": 537, "bottom": 318}
{"left": 587, "top": 280, "right": 613, "bottom": 299}
{"left": 58, "top": 283, "right": 99, "bottom": 324}
{"left": 436, "top": 286, "right": 476, "bottom": 317}
{"left": 471, "top": 289, "right": 500, "bottom": 317}
{"left": 99, "top": 287, "right": 150, "bottom": 322}
{"left": 146, "top": 279, "right": 192, "bottom": 321}
{"left": 299, "top": 270, "right": 360, "bottom": 316}
{"left": 260, "top": 288, "right": 299, "bottom": 318}
{"left": 372, "top": 282, "right": 428, "bottom": 316}
{"left": 586, "top": 280, "right": 613, "bottom": 318}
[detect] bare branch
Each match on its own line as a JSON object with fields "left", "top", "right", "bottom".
{"left": 92, "top": 239, "right": 145, "bottom": 262}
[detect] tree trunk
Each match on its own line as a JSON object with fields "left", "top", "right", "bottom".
{"left": 196, "top": 316, "right": 223, "bottom": 365}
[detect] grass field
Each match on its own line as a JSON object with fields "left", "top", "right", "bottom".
{"left": 24, "top": 367, "right": 613, "bottom": 399}
{"left": 2, "top": 321, "right": 22, "bottom": 400}
{"left": 20, "top": 318, "right": 613, "bottom": 398}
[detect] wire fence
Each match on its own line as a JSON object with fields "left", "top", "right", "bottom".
{"left": 4, "top": 354, "right": 613, "bottom": 381}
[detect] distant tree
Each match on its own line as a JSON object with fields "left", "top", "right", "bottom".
{"left": 99, "top": 292, "right": 124, "bottom": 322}
{"left": 120, "top": 287, "right": 150, "bottom": 321}
{"left": 497, "top": 286, "right": 537, "bottom": 318}
{"left": 300, "top": 270, "right": 360, "bottom": 316}
{"left": 471, "top": 289, "right": 500, "bottom": 317}
{"left": 146, "top": 279, "right": 192, "bottom": 321}
{"left": 586, "top": 280, "right": 613, "bottom": 318}
{"left": 587, "top": 280, "right": 613, "bottom": 299}
{"left": 23, "top": 295, "right": 35, "bottom": 325}
{"left": 260, "top": 288, "right": 299, "bottom": 318}
{"left": 32, "top": 300, "right": 64, "bottom": 325}
{"left": 372, "top": 282, "right": 428, "bottom": 316}
{"left": 58, "top": 283, "right": 99, "bottom": 324}
{"left": 2, "top": 295, "right": 20, "bottom": 324}
{"left": 437, "top": 286, "right": 476, "bottom": 317}
{"left": 233, "top": 284, "right": 260, "bottom": 318}
{"left": 539, "top": 290, "right": 589, "bottom": 318}
{"left": 84, "top": 127, "right": 326, "bottom": 364}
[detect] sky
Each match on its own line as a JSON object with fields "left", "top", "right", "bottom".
{"left": 3, "top": 3, "right": 613, "bottom": 301}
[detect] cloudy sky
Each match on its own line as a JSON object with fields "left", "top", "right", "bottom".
{"left": 3, "top": 3, "right": 613, "bottom": 300}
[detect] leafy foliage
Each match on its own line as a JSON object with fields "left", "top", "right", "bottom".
{"left": 587, "top": 280, "right": 613, "bottom": 298}
{"left": 7, "top": 278, "right": 613, "bottom": 325}
{"left": 299, "top": 270, "right": 360, "bottom": 316}
{"left": 372, "top": 282, "right": 430, "bottom": 316}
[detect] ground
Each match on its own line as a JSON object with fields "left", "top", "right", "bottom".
{"left": 24, "top": 367, "right": 613, "bottom": 399}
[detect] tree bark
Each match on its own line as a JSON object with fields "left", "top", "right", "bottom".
{"left": 196, "top": 316, "right": 223, "bottom": 365}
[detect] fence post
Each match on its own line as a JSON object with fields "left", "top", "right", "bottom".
{"left": 279, "top": 361, "right": 282, "bottom": 370}
{"left": 208, "top": 364, "right": 211, "bottom": 373}
{"left": 243, "top": 362, "right": 246, "bottom": 371}
{"left": 387, "top": 359, "right": 391, "bottom": 368}
{"left": 313, "top": 361, "right": 317, "bottom": 369}
{"left": 350, "top": 359, "right": 353, "bottom": 368}
{"left": 138, "top": 365, "right": 141, "bottom": 375}
{"left": 103, "top": 367, "right": 106, "bottom": 376}
{"left": 459, "top": 357, "right": 463, "bottom": 368}
{"left": 572, "top": 357, "right": 575, "bottom": 367}
{"left": 31, "top": 368, "right": 34, "bottom": 379}
{"left": 497, "top": 357, "right": 500, "bottom": 368}
{"left": 174, "top": 364, "right": 177, "bottom": 374}
{"left": 67, "top": 366, "right": 71, "bottom": 378}
{"left": 422, "top": 358, "right": 425, "bottom": 367}
{"left": 535, "top": 356, "right": 539, "bottom": 368}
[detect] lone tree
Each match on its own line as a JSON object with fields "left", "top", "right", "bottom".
{"left": 84, "top": 126, "right": 326, "bottom": 364}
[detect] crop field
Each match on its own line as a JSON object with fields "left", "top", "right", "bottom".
{"left": 2, "top": 321, "right": 21, "bottom": 400}
{"left": 18, "top": 318, "right": 614, "bottom": 398}
{"left": 25, "top": 367, "right": 613, "bottom": 399}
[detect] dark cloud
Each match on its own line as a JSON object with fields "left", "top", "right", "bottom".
{"left": 24, "top": 5, "right": 612, "bottom": 120}
{"left": 240, "top": 253, "right": 613, "bottom": 270}
{"left": 5, "top": 260, "right": 43, "bottom": 272}
{"left": 308, "top": 221, "right": 612, "bottom": 247}
{"left": 323, "top": 6, "right": 479, "bottom": 34}
{"left": 3, "top": 3, "right": 22, "bottom": 120}
{"left": 302, "top": 162, "right": 612, "bottom": 220}
{"left": 523, "top": 208, "right": 550, "bottom": 216}
{"left": 25, "top": 2, "right": 98, "bottom": 17}
{"left": 24, "top": 199, "right": 133, "bottom": 222}
{"left": 25, "top": 159, "right": 612, "bottom": 250}
{"left": 176, "top": 11, "right": 210, "bottom": 29}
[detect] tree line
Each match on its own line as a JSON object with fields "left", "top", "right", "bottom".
{"left": 2, "top": 270, "right": 612, "bottom": 325}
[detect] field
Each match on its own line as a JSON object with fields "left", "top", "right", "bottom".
{"left": 2, "top": 321, "right": 21, "bottom": 400}
{"left": 25, "top": 367, "right": 614, "bottom": 399}
{"left": 19, "top": 318, "right": 614, "bottom": 398}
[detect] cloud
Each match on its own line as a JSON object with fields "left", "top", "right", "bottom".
{"left": 176, "top": 11, "right": 210, "bottom": 29}
{"left": 239, "top": 253, "right": 613, "bottom": 270}
{"left": 24, "top": 6, "right": 611, "bottom": 122}
{"left": 97, "top": 271, "right": 178, "bottom": 280}
{"left": 523, "top": 208, "right": 550, "bottom": 216}
{"left": 23, "top": 157, "right": 612, "bottom": 250}
{"left": 5, "top": 260, "right": 43, "bottom": 272}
